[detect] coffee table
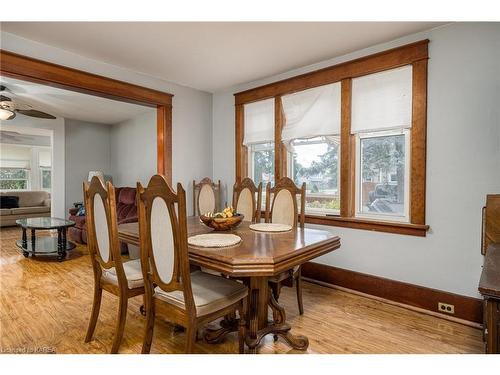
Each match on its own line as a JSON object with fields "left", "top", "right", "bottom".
{"left": 16, "top": 217, "right": 76, "bottom": 261}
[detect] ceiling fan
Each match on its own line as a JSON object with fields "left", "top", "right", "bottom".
{"left": 0, "top": 85, "right": 56, "bottom": 121}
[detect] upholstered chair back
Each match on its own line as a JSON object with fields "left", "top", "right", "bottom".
{"left": 84, "top": 177, "right": 125, "bottom": 280}
{"left": 266, "top": 177, "right": 306, "bottom": 228}
{"left": 232, "top": 178, "right": 262, "bottom": 223}
{"left": 193, "top": 177, "right": 221, "bottom": 216}
{"left": 271, "top": 189, "right": 295, "bottom": 226}
{"left": 138, "top": 175, "right": 195, "bottom": 311}
{"left": 198, "top": 184, "right": 216, "bottom": 215}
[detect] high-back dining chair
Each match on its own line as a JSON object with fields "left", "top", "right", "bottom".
{"left": 265, "top": 177, "right": 306, "bottom": 316}
{"left": 83, "top": 176, "right": 144, "bottom": 354}
{"left": 232, "top": 178, "right": 262, "bottom": 223}
{"left": 193, "top": 177, "right": 221, "bottom": 216}
{"left": 138, "top": 175, "right": 248, "bottom": 354}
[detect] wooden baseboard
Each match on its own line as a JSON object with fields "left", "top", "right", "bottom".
{"left": 302, "top": 262, "right": 483, "bottom": 324}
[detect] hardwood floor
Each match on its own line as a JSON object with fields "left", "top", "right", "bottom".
{"left": 0, "top": 226, "right": 483, "bottom": 354}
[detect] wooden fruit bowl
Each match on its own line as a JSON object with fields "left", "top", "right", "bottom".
{"left": 199, "top": 214, "right": 244, "bottom": 231}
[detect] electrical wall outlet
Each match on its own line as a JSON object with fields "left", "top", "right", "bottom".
{"left": 438, "top": 302, "right": 455, "bottom": 314}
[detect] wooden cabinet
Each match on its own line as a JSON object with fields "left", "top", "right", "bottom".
{"left": 479, "top": 195, "right": 500, "bottom": 354}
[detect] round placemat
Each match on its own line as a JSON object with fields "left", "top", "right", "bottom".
{"left": 188, "top": 233, "right": 242, "bottom": 248}
{"left": 249, "top": 223, "right": 293, "bottom": 232}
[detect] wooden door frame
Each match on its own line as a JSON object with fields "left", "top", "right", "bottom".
{"left": 0, "top": 50, "right": 173, "bottom": 183}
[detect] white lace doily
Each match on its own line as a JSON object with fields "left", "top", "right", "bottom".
{"left": 188, "top": 233, "right": 242, "bottom": 248}
{"left": 249, "top": 223, "right": 293, "bottom": 232}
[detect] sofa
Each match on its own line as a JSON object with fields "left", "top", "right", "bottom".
{"left": 68, "top": 187, "right": 137, "bottom": 252}
{"left": 0, "top": 191, "right": 51, "bottom": 227}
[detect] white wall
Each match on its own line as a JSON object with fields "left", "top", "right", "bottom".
{"left": 65, "top": 119, "right": 112, "bottom": 212}
{"left": 110, "top": 110, "right": 156, "bottom": 187}
{"left": 212, "top": 23, "right": 500, "bottom": 298}
{"left": 1, "top": 31, "right": 214, "bottom": 213}
{"left": 0, "top": 118, "right": 65, "bottom": 218}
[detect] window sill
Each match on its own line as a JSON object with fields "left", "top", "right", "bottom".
{"left": 305, "top": 215, "right": 429, "bottom": 237}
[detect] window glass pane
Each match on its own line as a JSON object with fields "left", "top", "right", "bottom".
{"left": 290, "top": 136, "right": 340, "bottom": 214}
{"left": 359, "top": 134, "right": 406, "bottom": 216}
{"left": 0, "top": 168, "right": 29, "bottom": 190}
{"left": 41, "top": 169, "right": 51, "bottom": 189}
{"left": 250, "top": 142, "right": 274, "bottom": 186}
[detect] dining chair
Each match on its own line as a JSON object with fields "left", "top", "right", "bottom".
{"left": 265, "top": 177, "right": 306, "bottom": 316}
{"left": 232, "top": 177, "right": 262, "bottom": 223}
{"left": 137, "top": 175, "right": 248, "bottom": 354}
{"left": 193, "top": 177, "right": 221, "bottom": 216}
{"left": 83, "top": 176, "right": 145, "bottom": 354}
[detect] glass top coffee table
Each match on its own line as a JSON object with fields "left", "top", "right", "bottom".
{"left": 16, "top": 217, "right": 76, "bottom": 261}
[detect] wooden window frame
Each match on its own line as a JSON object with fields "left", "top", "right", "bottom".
{"left": 0, "top": 50, "right": 173, "bottom": 183}
{"left": 235, "top": 40, "right": 430, "bottom": 236}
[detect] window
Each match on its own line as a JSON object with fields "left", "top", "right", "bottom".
{"left": 356, "top": 130, "right": 409, "bottom": 221}
{"left": 281, "top": 82, "right": 341, "bottom": 215}
{"left": 248, "top": 142, "right": 274, "bottom": 186}
{"left": 40, "top": 168, "right": 52, "bottom": 191}
{"left": 290, "top": 136, "right": 340, "bottom": 215}
{"left": 352, "top": 65, "right": 412, "bottom": 222}
{"left": 243, "top": 98, "right": 275, "bottom": 187}
{"left": 38, "top": 149, "right": 52, "bottom": 192}
{"left": 235, "top": 40, "right": 429, "bottom": 236}
{"left": 0, "top": 168, "right": 30, "bottom": 190}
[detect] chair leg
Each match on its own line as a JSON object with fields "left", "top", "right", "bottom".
{"left": 84, "top": 286, "right": 102, "bottom": 343}
{"left": 141, "top": 298, "right": 155, "bottom": 354}
{"left": 296, "top": 271, "right": 304, "bottom": 315}
{"left": 185, "top": 325, "right": 198, "bottom": 354}
{"left": 111, "top": 293, "right": 128, "bottom": 354}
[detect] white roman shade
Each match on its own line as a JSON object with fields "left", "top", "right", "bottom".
{"left": 38, "top": 150, "right": 52, "bottom": 168}
{"left": 281, "top": 82, "right": 341, "bottom": 149}
{"left": 351, "top": 65, "right": 413, "bottom": 133}
{"left": 0, "top": 159, "right": 30, "bottom": 169}
{"left": 243, "top": 98, "right": 275, "bottom": 146}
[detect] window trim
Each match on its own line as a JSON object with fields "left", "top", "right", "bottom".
{"left": 234, "top": 40, "right": 429, "bottom": 236}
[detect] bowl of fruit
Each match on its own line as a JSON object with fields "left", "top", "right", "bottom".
{"left": 199, "top": 206, "right": 244, "bottom": 231}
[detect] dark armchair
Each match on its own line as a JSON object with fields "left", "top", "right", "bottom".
{"left": 68, "top": 187, "right": 138, "bottom": 252}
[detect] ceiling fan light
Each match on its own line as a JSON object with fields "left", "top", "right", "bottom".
{"left": 0, "top": 108, "right": 15, "bottom": 121}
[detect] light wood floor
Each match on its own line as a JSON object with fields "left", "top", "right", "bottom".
{"left": 0, "top": 226, "right": 483, "bottom": 354}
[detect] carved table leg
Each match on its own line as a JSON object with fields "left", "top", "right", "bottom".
{"left": 203, "top": 275, "right": 309, "bottom": 352}
{"left": 244, "top": 275, "right": 309, "bottom": 352}
{"left": 268, "top": 286, "right": 309, "bottom": 350}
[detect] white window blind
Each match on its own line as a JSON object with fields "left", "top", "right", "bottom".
{"left": 38, "top": 150, "right": 52, "bottom": 168}
{"left": 0, "top": 159, "right": 31, "bottom": 169}
{"left": 243, "top": 98, "right": 275, "bottom": 146}
{"left": 281, "top": 82, "right": 341, "bottom": 150}
{"left": 351, "top": 65, "right": 413, "bottom": 134}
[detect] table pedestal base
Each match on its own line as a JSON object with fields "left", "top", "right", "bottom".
{"left": 204, "top": 278, "right": 309, "bottom": 353}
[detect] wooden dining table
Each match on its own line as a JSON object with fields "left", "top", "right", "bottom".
{"left": 118, "top": 217, "right": 341, "bottom": 352}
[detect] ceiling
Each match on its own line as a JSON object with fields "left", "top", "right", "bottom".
{"left": 1, "top": 22, "right": 445, "bottom": 92}
{"left": 0, "top": 76, "right": 152, "bottom": 124}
